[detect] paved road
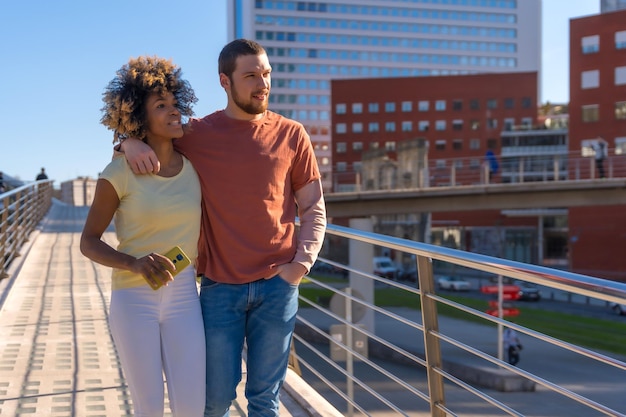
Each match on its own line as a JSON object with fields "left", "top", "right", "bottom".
{"left": 294, "top": 306, "right": 626, "bottom": 417}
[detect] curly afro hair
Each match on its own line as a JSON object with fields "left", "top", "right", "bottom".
{"left": 101, "top": 56, "right": 197, "bottom": 143}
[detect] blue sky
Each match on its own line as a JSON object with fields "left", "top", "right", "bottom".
{"left": 0, "top": 0, "right": 599, "bottom": 185}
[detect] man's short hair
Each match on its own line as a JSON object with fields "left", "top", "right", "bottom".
{"left": 218, "top": 39, "right": 266, "bottom": 78}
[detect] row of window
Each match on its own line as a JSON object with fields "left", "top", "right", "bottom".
{"left": 256, "top": 16, "right": 518, "bottom": 39}
{"left": 335, "top": 97, "right": 533, "bottom": 114}
{"left": 258, "top": 33, "right": 517, "bottom": 53}
{"left": 256, "top": 1, "right": 518, "bottom": 14}
{"left": 269, "top": 93, "right": 331, "bottom": 106}
{"left": 335, "top": 117, "right": 532, "bottom": 134}
{"left": 268, "top": 52, "right": 517, "bottom": 70}
{"left": 581, "top": 31, "right": 626, "bottom": 54}
{"left": 581, "top": 102, "right": 626, "bottom": 122}
{"left": 580, "top": 66, "right": 626, "bottom": 89}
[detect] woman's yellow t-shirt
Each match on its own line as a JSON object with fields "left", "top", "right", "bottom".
{"left": 100, "top": 156, "right": 201, "bottom": 290}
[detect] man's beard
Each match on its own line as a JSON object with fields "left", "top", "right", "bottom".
{"left": 231, "top": 82, "right": 268, "bottom": 115}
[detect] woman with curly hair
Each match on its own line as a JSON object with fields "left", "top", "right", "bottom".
{"left": 80, "top": 56, "right": 205, "bottom": 416}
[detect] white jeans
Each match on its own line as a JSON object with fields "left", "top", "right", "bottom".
{"left": 109, "top": 268, "right": 205, "bottom": 417}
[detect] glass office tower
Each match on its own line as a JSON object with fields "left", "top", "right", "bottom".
{"left": 228, "top": 0, "right": 542, "bottom": 191}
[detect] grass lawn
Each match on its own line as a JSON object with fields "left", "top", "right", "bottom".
{"left": 299, "top": 283, "right": 626, "bottom": 356}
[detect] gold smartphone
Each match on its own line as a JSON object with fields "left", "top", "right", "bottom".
{"left": 147, "top": 246, "right": 191, "bottom": 290}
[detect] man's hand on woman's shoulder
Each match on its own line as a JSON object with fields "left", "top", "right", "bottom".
{"left": 119, "top": 138, "right": 161, "bottom": 174}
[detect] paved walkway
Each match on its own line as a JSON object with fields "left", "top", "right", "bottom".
{"left": 0, "top": 200, "right": 337, "bottom": 417}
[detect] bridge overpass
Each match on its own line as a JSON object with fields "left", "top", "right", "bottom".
{"left": 324, "top": 178, "right": 626, "bottom": 217}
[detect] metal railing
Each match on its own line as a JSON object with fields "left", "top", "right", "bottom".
{"left": 294, "top": 221, "right": 626, "bottom": 416}
{"left": 0, "top": 181, "right": 53, "bottom": 279}
{"left": 332, "top": 150, "right": 626, "bottom": 191}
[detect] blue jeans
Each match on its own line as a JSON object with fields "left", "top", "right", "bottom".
{"left": 199, "top": 275, "right": 299, "bottom": 417}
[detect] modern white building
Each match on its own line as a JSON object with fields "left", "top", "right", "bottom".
{"left": 228, "top": 0, "right": 542, "bottom": 191}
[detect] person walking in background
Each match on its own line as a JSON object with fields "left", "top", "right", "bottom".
{"left": 80, "top": 56, "right": 205, "bottom": 416}
{"left": 503, "top": 327, "right": 522, "bottom": 366}
{"left": 592, "top": 137, "right": 608, "bottom": 178}
{"left": 36, "top": 167, "right": 48, "bottom": 180}
{"left": 485, "top": 149, "right": 499, "bottom": 182}
{"left": 118, "top": 39, "right": 327, "bottom": 417}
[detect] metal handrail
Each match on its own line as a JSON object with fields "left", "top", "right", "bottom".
{"left": 294, "top": 222, "right": 626, "bottom": 416}
{"left": 0, "top": 181, "right": 53, "bottom": 279}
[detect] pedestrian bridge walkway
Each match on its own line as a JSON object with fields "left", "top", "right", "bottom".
{"left": 0, "top": 200, "right": 340, "bottom": 417}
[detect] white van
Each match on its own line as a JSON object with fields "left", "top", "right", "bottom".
{"left": 373, "top": 257, "right": 399, "bottom": 280}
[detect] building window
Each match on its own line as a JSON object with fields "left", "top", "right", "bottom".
{"left": 504, "top": 98, "right": 514, "bottom": 109}
{"left": 353, "top": 141, "right": 363, "bottom": 151}
{"left": 615, "top": 137, "right": 626, "bottom": 155}
{"left": 385, "top": 121, "right": 396, "bottom": 132}
{"left": 435, "top": 100, "right": 446, "bottom": 111}
{"left": 435, "top": 120, "right": 446, "bottom": 131}
{"left": 370, "top": 142, "right": 379, "bottom": 150}
{"left": 616, "top": 30, "right": 626, "bottom": 49}
{"left": 418, "top": 121, "right": 429, "bottom": 131}
{"left": 487, "top": 118, "right": 498, "bottom": 129}
{"left": 521, "top": 117, "right": 533, "bottom": 127}
{"left": 487, "top": 99, "right": 498, "bottom": 109}
{"left": 616, "top": 66, "right": 626, "bottom": 85}
{"left": 470, "top": 99, "right": 480, "bottom": 110}
{"left": 336, "top": 103, "right": 346, "bottom": 114}
{"left": 418, "top": 101, "right": 429, "bottom": 111}
{"left": 471, "top": 120, "right": 480, "bottom": 130}
{"left": 581, "top": 70, "right": 600, "bottom": 89}
{"left": 504, "top": 118, "right": 515, "bottom": 131}
{"left": 385, "top": 102, "right": 396, "bottom": 112}
{"left": 368, "top": 122, "right": 379, "bottom": 132}
{"left": 368, "top": 102, "right": 379, "bottom": 113}
{"left": 470, "top": 139, "right": 480, "bottom": 150}
{"left": 521, "top": 97, "right": 532, "bottom": 109}
{"left": 452, "top": 120, "right": 463, "bottom": 130}
{"left": 352, "top": 122, "right": 363, "bottom": 133}
{"left": 353, "top": 161, "right": 362, "bottom": 172}
{"left": 336, "top": 142, "right": 347, "bottom": 153}
{"left": 352, "top": 103, "right": 363, "bottom": 114}
{"left": 401, "top": 101, "right": 413, "bottom": 112}
{"left": 487, "top": 138, "right": 498, "bottom": 149}
{"left": 582, "top": 105, "right": 599, "bottom": 122}
{"left": 453, "top": 139, "right": 463, "bottom": 150}
{"left": 582, "top": 35, "right": 600, "bottom": 54}
{"left": 435, "top": 159, "right": 446, "bottom": 169}
{"left": 336, "top": 123, "right": 347, "bottom": 134}
{"left": 452, "top": 100, "right": 463, "bottom": 111}
{"left": 435, "top": 140, "right": 446, "bottom": 151}
{"left": 385, "top": 141, "right": 396, "bottom": 151}
{"left": 336, "top": 162, "right": 347, "bottom": 172}
{"left": 616, "top": 101, "right": 626, "bottom": 120}
{"left": 401, "top": 121, "right": 412, "bottom": 132}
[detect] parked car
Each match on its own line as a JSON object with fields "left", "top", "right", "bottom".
{"left": 373, "top": 256, "right": 399, "bottom": 280}
{"left": 398, "top": 265, "right": 418, "bottom": 282}
{"left": 437, "top": 276, "right": 471, "bottom": 291}
{"left": 610, "top": 303, "right": 626, "bottom": 316}
{"left": 514, "top": 280, "right": 541, "bottom": 301}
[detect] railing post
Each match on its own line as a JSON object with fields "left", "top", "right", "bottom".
{"left": 417, "top": 255, "right": 446, "bottom": 417}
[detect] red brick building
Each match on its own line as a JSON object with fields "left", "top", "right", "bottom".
{"left": 331, "top": 72, "right": 538, "bottom": 191}
{"left": 330, "top": 72, "right": 565, "bottom": 269}
{"left": 568, "top": 9, "right": 626, "bottom": 280}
